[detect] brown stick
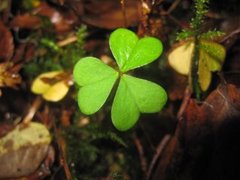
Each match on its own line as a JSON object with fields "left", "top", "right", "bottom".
{"left": 23, "top": 96, "right": 42, "bottom": 124}
{"left": 177, "top": 87, "right": 192, "bottom": 121}
{"left": 52, "top": 120, "right": 73, "bottom": 180}
{"left": 167, "top": 0, "right": 182, "bottom": 14}
{"left": 133, "top": 133, "right": 148, "bottom": 177}
{"left": 146, "top": 134, "right": 171, "bottom": 180}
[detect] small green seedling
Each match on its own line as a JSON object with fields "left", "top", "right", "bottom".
{"left": 73, "top": 28, "right": 167, "bottom": 131}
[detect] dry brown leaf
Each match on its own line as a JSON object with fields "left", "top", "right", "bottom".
{"left": 11, "top": 2, "right": 76, "bottom": 33}
{"left": 82, "top": 0, "right": 139, "bottom": 29}
{"left": 10, "top": 14, "right": 42, "bottom": 29}
{"left": 35, "top": 2, "right": 75, "bottom": 33}
{"left": 202, "top": 83, "right": 240, "bottom": 125}
{"left": 0, "top": 21, "right": 14, "bottom": 61}
{"left": 0, "top": 62, "right": 22, "bottom": 91}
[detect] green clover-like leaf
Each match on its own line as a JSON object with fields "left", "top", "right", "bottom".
{"left": 112, "top": 75, "right": 167, "bottom": 131}
{"left": 110, "top": 28, "right": 163, "bottom": 72}
{"left": 73, "top": 28, "right": 167, "bottom": 131}
{"left": 73, "top": 57, "right": 118, "bottom": 114}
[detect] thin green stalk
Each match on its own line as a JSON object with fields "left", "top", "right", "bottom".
{"left": 189, "top": 37, "right": 201, "bottom": 99}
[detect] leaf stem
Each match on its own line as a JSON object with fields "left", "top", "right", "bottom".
{"left": 189, "top": 37, "right": 201, "bottom": 99}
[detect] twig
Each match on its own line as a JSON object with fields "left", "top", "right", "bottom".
{"left": 23, "top": 96, "right": 42, "bottom": 124}
{"left": 220, "top": 28, "right": 240, "bottom": 44}
{"left": 133, "top": 133, "right": 148, "bottom": 177}
{"left": 167, "top": 0, "right": 182, "bottom": 14}
{"left": 52, "top": 120, "right": 73, "bottom": 180}
{"left": 146, "top": 134, "right": 171, "bottom": 180}
{"left": 140, "top": 123, "right": 156, "bottom": 151}
{"left": 57, "top": 35, "right": 77, "bottom": 47}
{"left": 177, "top": 87, "right": 192, "bottom": 121}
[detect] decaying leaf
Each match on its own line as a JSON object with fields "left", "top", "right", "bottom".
{"left": 0, "top": 21, "right": 14, "bottom": 61}
{"left": 10, "top": 14, "right": 42, "bottom": 29}
{"left": 0, "top": 122, "right": 51, "bottom": 179}
{"left": 0, "top": 62, "right": 22, "bottom": 95}
{"left": 202, "top": 83, "right": 240, "bottom": 125}
{"left": 10, "top": 2, "right": 76, "bottom": 33}
{"left": 31, "top": 71, "right": 71, "bottom": 102}
{"left": 82, "top": 0, "right": 139, "bottom": 29}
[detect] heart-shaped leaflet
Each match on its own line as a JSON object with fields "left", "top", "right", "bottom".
{"left": 73, "top": 57, "right": 118, "bottom": 114}
{"left": 110, "top": 28, "right": 163, "bottom": 72}
{"left": 112, "top": 75, "right": 167, "bottom": 131}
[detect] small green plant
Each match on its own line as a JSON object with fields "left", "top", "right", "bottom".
{"left": 168, "top": 0, "right": 226, "bottom": 99}
{"left": 73, "top": 28, "right": 167, "bottom": 131}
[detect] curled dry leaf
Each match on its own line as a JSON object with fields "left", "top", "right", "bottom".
{"left": 0, "top": 62, "right": 22, "bottom": 94}
{"left": 0, "top": 21, "right": 14, "bottom": 61}
{"left": 0, "top": 122, "right": 51, "bottom": 179}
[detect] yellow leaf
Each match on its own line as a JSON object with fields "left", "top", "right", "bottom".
{"left": 200, "top": 40, "right": 226, "bottom": 72}
{"left": 31, "top": 71, "right": 70, "bottom": 102}
{"left": 198, "top": 50, "right": 212, "bottom": 91}
{"left": 168, "top": 41, "right": 195, "bottom": 75}
{"left": 168, "top": 39, "right": 226, "bottom": 92}
{"left": 43, "top": 81, "right": 69, "bottom": 102}
{"left": 31, "top": 71, "right": 62, "bottom": 94}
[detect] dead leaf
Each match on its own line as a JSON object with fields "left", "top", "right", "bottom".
{"left": 0, "top": 21, "right": 14, "bottom": 61}
{"left": 0, "top": 122, "right": 51, "bottom": 179}
{"left": 31, "top": 71, "right": 71, "bottom": 102}
{"left": 27, "top": 146, "right": 55, "bottom": 179}
{"left": 11, "top": 2, "right": 76, "bottom": 33}
{"left": 10, "top": 14, "right": 42, "bottom": 29}
{"left": 82, "top": 0, "right": 139, "bottom": 29}
{"left": 202, "top": 83, "right": 240, "bottom": 125}
{"left": 167, "top": 68, "right": 188, "bottom": 101}
{"left": 35, "top": 2, "right": 75, "bottom": 33}
{"left": 0, "top": 62, "right": 22, "bottom": 92}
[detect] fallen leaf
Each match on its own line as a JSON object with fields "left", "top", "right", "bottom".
{"left": 10, "top": 14, "right": 41, "bottom": 29}
{"left": 11, "top": 2, "right": 76, "bottom": 33}
{"left": 0, "top": 21, "right": 14, "bottom": 60}
{"left": 202, "top": 83, "right": 240, "bottom": 125}
{"left": 0, "top": 122, "right": 51, "bottom": 179}
{"left": 82, "top": 0, "right": 139, "bottom": 29}
{"left": 0, "top": 62, "right": 22, "bottom": 93}
{"left": 31, "top": 71, "right": 71, "bottom": 102}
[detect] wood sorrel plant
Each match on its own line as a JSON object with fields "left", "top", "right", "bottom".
{"left": 73, "top": 28, "right": 167, "bottom": 131}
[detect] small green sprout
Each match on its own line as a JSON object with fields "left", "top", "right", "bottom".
{"left": 73, "top": 28, "right": 167, "bottom": 131}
